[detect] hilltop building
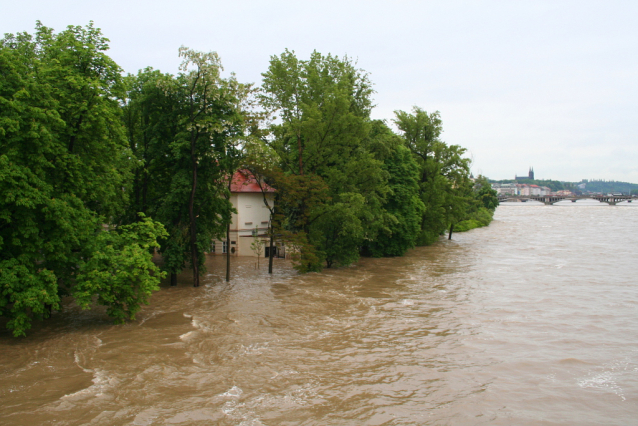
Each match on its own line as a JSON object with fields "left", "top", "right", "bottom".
{"left": 515, "top": 167, "right": 534, "bottom": 181}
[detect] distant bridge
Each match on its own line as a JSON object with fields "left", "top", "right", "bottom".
{"left": 498, "top": 195, "right": 635, "bottom": 206}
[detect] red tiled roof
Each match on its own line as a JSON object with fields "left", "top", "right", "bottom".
{"left": 230, "top": 170, "right": 275, "bottom": 193}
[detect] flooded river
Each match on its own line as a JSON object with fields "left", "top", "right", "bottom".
{"left": 1, "top": 203, "right": 638, "bottom": 425}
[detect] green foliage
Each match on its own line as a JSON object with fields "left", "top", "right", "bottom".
{"left": 121, "top": 48, "right": 248, "bottom": 286}
{"left": 73, "top": 216, "right": 167, "bottom": 323}
{"left": 2, "top": 22, "right": 501, "bottom": 337}
{"left": 452, "top": 176, "right": 497, "bottom": 234}
{"left": 261, "top": 50, "right": 388, "bottom": 268}
{"left": 268, "top": 171, "right": 330, "bottom": 272}
{"left": 363, "top": 123, "right": 424, "bottom": 257}
{"left": 0, "top": 23, "right": 165, "bottom": 336}
{"left": 578, "top": 180, "right": 638, "bottom": 195}
{"left": 394, "top": 107, "right": 472, "bottom": 246}
{"left": 454, "top": 207, "right": 494, "bottom": 232}
{"left": 474, "top": 175, "right": 499, "bottom": 211}
{"left": 261, "top": 49, "right": 373, "bottom": 177}
{"left": 310, "top": 193, "right": 365, "bottom": 268}
{"left": 0, "top": 257, "right": 59, "bottom": 337}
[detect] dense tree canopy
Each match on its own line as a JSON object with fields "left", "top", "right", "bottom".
{"left": 259, "top": 50, "right": 392, "bottom": 270}
{"left": 120, "top": 48, "right": 249, "bottom": 287}
{"left": 0, "top": 23, "right": 166, "bottom": 336}
{"left": 394, "top": 107, "right": 473, "bottom": 245}
{"left": 1, "top": 23, "right": 499, "bottom": 336}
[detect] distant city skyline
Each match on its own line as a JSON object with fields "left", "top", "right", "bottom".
{"left": 2, "top": 1, "right": 637, "bottom": 182}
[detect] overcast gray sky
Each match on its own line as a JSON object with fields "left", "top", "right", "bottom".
{"left": 3, "top": 0, "right": 637, "bottom": 182}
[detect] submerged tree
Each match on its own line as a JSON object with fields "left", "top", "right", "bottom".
{"left": 122, "top": 48, "right": 249, "bottom": 287}
{"left": 363, "top": 121, "right": 425, "bottom": 256}
{"left": 260, "top": 50, "right": 389, "bottom": 270}
{"left": 0, "top": 22, "right": 165, "bottom": 336}
{"left": 394, "top": 107, "right": 472, "bottom": 245}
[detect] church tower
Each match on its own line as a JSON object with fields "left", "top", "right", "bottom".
{"left": 529, "top": 167, "right": 534, "bottom": 180}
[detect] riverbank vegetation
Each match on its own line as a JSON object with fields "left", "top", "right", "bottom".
{"left": 0, "top": 23, "right": 498, "bottom": 336}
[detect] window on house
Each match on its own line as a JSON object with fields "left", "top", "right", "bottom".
{"left": 222, "top": 241, "right": 227, "bottom": 253}
{"left": 210, "top": 242, "right": 215, "bottom": 253}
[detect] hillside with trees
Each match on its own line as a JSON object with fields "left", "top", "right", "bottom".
{"left": 0, "top": 23, "right": 498, "bottom": 336}
{"left": 577, "top": 180, "right": 638, "bottom": 194}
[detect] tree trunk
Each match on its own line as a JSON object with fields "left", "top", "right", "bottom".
{"left": 226, "top": 221, "right": 231, "bottom": 281}
{"left": 170, "top": 272, "right": 177, "bottom": 287}
{"left": 189, "top": 134, "right": 199, "bottom": 288}
{"left": 226, "top": 176, "right": 231, "bottom": 282}
{"left": 448, "top": 223, "right": 454, "bottom": 240}
{"left": 268, "top": 232, "right": 274, "bottom": 274}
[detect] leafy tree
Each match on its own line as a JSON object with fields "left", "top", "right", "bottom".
{"left": 73, "top": 215, "right": 167, "bottom": 323}
{"left": 260, "top": 50, "right": 388, "bottom": 269}
{"left": 474, "top": 175, "right": 499, "bottom": 211}
{"left": 452, "top": 175, "right": 498, "bottom": 234}
{"left": 0, "top": 23, "right": 164, "bottom": 336}
{"left": 272, "top": 171, "right": 330, "bottom": 272}
{"left": 394, "top": 107, "right": 472, "bottom": 244}
{"left": 122, "top": 48, "right": 247, "bottom": 287}
{"left": 310, "top": 193, "right": 365, "bottom": 268}
{"left": 363, "top": 121, "right": 425, "bottom": 256}
{"left": 120, "top": 67, "right": 177, "bottom": 223}
{"left": 260, "top": 50, "right": 373, "bottom": 177}
{"left": 250, "top": 227, "right": 264, "bottom": 268}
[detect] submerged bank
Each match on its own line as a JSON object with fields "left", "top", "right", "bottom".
{"left": 2, "top": 206, "right": 638, "bottom": 425}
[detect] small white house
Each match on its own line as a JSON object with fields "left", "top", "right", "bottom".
{"left": 210, "top": 170, "right": 277, "bottom": 257}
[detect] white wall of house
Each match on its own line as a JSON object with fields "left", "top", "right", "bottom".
{"left": 210, "top": 192, "right": 275, "bottom": 257}
{"left": 233, "top": 193, "right": 273, "bottom": 232}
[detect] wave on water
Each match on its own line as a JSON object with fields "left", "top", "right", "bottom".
{"left": 577, "top": 353, "right": 638, "bottom": 401}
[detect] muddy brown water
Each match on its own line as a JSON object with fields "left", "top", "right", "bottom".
{"left": 1, "top": 202, "right": 638, "bottom": 425}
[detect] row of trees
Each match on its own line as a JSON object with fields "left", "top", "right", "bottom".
{"left": 0, "top": 23, "right": 498, "bottom": 336}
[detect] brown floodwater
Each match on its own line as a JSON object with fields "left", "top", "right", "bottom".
{"left": 1, "top": 202, "right": 638, "bottom": 425}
